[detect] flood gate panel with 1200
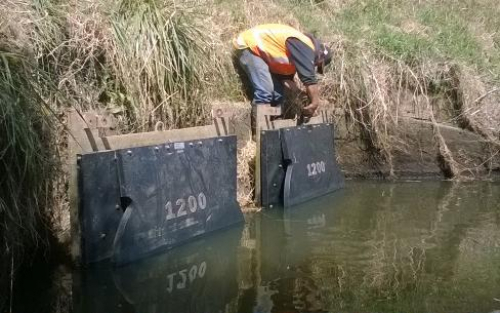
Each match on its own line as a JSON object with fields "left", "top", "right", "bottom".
{"left": 260, "top": 123, "right": 345, "bottom": 208}
{"left": 77, "top": 135, "right": 243, "bottom": 265}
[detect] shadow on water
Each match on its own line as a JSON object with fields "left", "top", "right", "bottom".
{"left": 12, "top": 181, "right": 500, "bottom": 313}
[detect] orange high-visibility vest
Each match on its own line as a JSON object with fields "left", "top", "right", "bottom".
{"left": 234, "top": 24, "right": 316, "bottom": 76}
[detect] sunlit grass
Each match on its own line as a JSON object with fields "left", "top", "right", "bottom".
{"left": 273, "top": 0, "right": 500, "bottom": 78}
{"left": 110, "top": 0, "right": 214, "bottom": 130}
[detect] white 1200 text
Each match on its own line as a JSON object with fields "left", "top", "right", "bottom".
{"left": 307, "top": 161, "right": 326, "bottom": 176}
{"left": 165, "top": 192, "right": 207, "bottom": 221}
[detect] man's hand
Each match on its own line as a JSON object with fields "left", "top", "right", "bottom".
{"left": 302, "top": 102, "right": 319, "bottom": 117}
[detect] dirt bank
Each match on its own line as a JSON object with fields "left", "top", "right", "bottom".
{"left": 224, "top": 100, "right": 500, "bottom": 184}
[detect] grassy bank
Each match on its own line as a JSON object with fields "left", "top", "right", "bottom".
{"left": 0, "top": 0, "right": 218, "bottom": 309}
{"left": 282, "top": 0, "right": 500, "bottom": 176}
{"left": 212, "top": 0, "right": 500, "bottom": 176}
{"left": 1, "top": 0, "right": 500, "bottom": 309}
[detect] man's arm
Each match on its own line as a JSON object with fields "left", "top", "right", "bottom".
{"left": 303, "top": 84, "right": 320, "bottom": 116}
{"left": 286, "top": 38, "right": 321, "bottom": 116}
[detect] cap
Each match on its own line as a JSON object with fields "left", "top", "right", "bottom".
{"left": 306, "top": 33, "right": 332, "bottom": 75}
{"left": 316, "top": 43, "right": 332, "bottom": 75}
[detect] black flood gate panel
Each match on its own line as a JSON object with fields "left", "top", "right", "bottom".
{"left": 260, "top": 130, "right": 286, "bottom": 207}
{"left": 78, "top": 135, "right": 243, "bottom": 265}
{"left": 78, "top": 151, "right": 123, "bottom": 264}
{"left": 261, "top": 123, "right": 345, "bottom": 208}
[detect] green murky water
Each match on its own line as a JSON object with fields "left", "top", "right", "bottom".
{"left": 17, "top": 182, "right": 500, "bottom": 313}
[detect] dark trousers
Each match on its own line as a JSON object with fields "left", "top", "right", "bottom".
{"left": 236, "top": 49, "right": 288, "bottom": 106}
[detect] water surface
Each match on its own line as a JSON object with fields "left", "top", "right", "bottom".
{"left": 21, "top": 181, "right": 500, "bottom": 313}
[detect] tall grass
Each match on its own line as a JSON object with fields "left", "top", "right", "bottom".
{"left": 110, "top": 0, "right": 214, "bottom": 131}
{"left": 0, "top": 51, "right": 55, "bottom": 310}
{"left": 0, "top": 0, "right": 219, "bottom": 229}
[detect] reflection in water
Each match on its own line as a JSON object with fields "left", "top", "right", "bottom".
{"left": 74, "top": 224, "right": 243, "bottom": 313}
{"left": 73, "top": 182, "right": 500, "bottom": 313}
